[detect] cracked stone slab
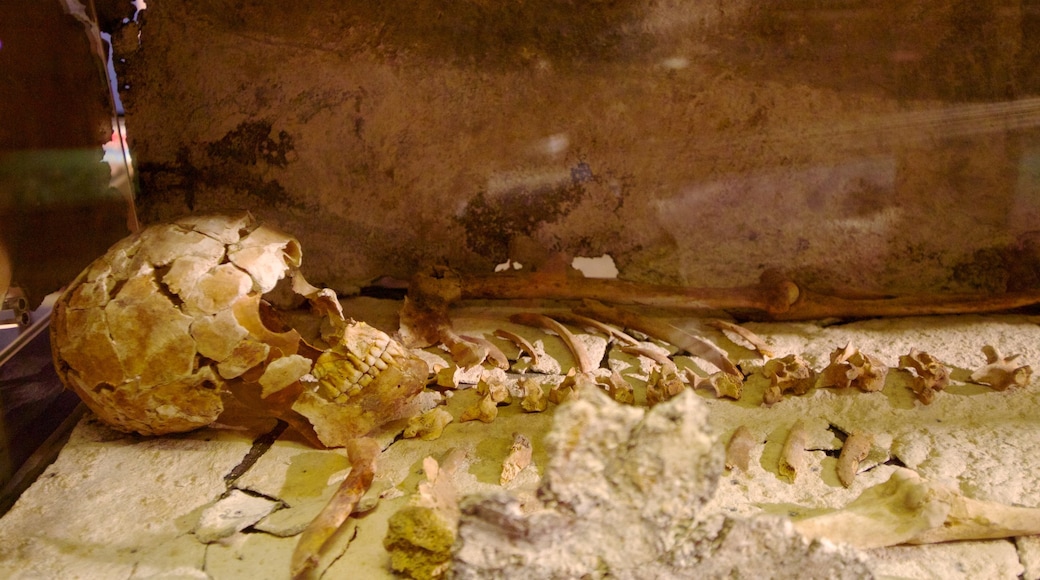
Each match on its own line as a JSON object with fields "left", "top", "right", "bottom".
{"left": 194, "top": 489, "right": 281, "bottom": 543}
{"left": 0, "top": 417, "right": 255, "bottom": 578}
{"left": 869, "top": 540, "right": 1024, "bottom": 579}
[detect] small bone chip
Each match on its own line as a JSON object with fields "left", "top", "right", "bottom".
{"left": 500, "top": 433, "right": 534, "bottom": 485}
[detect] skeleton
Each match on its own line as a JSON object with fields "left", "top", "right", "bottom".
{"left": 50, "top": 214, "right": 1040, "bottom": 578}
{"left": 49, "top": 213, "right": 429, "bottom": 579}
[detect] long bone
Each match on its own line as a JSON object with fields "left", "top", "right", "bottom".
{"left": 431, "top": 267, "right": 1040, "bottom": 321}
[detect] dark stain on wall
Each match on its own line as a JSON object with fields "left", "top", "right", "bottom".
{"left": 137, "top": 120, "right": 307, "bottom": 213}
{"left": 205, "top": 120, "right": 295, "bottom": 167}
{"left": 456, "top": 162, "right": 594, "bottom": 260}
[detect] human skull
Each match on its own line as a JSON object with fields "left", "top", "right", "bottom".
{"left": 50, "top": 213, "right": 427, "bottom": 447}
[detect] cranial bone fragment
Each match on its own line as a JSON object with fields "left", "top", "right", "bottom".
{"left": 500, "top": 432, "right": 534, "bottom": 485}
{"left": 725, "top": 425, "right": 757, "bottom": 473}
{"left": 793, "top": 468, "right": 1040, "bottom": 549}
{"left": 761, "top": 354, "right": 815, "bottom": 406}
{"left": 898, "top": 349, "right": 950, "bottom": 404}
{"left": 819, "top": 343, "right": 888, "bottom": 393}
{"left": 836, "top": 431, "right": 873, "bottom": 488}
{"left": 969, "top": 345, "right": 1032, "bottom": 391}
{"left": 779, "top": 420, "right": 809, "bottom": 483}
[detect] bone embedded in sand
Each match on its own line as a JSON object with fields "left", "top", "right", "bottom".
{"left": 836, "top": 431, "right": 873, "bottom": 488}
{"left": 779, "top": 420, "right": 809, "bottom": 483}
{"left": 819, "top": 343, "right": 888, "bottom": 393}
{"left": 793, "top": 468, "right": 1040, "bottom": 549}
{"left": 725, "top": 425, "right": 757, "bottom": 473}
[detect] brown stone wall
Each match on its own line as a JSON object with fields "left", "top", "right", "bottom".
{"left": 106, "top": 0, "right": 1040, "bottom": 295}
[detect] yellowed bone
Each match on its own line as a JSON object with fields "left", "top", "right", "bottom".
{"left": 794, "top": 468, "right": 1040, "bottom": 549}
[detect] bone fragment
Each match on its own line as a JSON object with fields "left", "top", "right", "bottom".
{"left": 836, "top": 431, "right": 873, "bottom": 488}
{"left": 898, "top": 349, "right": 950, "bottom": 404}
{"left": 550, "top": 368, "right": 595, "bottom": 404}
{"left": 552, "top": 312, "right": 640, "bottom": 345}
{"left": 779, "top": 421, "right": 809, "bottom": 483}
{"left": 725, "top": 425, "right": 757, "bottom": 473}
{"left": 969, "top": 345, "right": 1033, "bottom": 391}
{"left": 434, "top": 364, "right": 483, "bottom": 389}
{"left": 519, "top": 377, "right": 549, "bottom": 412}
{"left": 761, "top": 354, "right": 815, "bottom": 405}
{"left": 460, "top": 334, "right": 510, "bottom": 369}
{"left": 403, "top": 407, "right": 454, "bottom": 441}
{"left": 416, "top": 265, "right": 1040, "bottom": 323}
{"left": 819, "top": 343, "right": 888, "bottom": 393}
{"left": 493, "top": 328, "right": 540, "bottom": 366}
{"left": 645, "top": 364, "right": 687, "bottom": 406}
{"left": 618, "top": 344, "right": 688, "bottom": 405}
{"left": 460, "top": 394, "right": 499, "bottom": 423}
{"left": 576, "top": 300, "right": 740, "bottom": 376}
{"left": 708, "top": 371, "right": 744, "bottom": 400}
{"left": 476, "top": 370, "right": 513, "bottom": 405}
{"left": 500, "top": 433, "right": 534, "bottom": 485}
{"left": 793, "top": 468, "right": 1040, "bottom": 549}
{"left": 292, "top": 437, "right": 381, "bottom": 580}
{"left": 398, "top": 265, "right": 493, "bottom": 368}
{"left": 384, "top": 449, "right": 464, "bottom": 580}
{"left": 597, "top": 370, "right": 635, "bottom": 404}
{"left": 706, "top": 319, "right": 774, "bottom": 358}
{"left": 509, "top": 312, "right": 596, "bottom": 374}
{"left": 456, "top": 268, "right": 800, "bottom": 316}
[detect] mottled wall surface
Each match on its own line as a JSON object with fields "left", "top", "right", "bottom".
{"left": 106, "top": 0, "right": 1040, "bottom": 295}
